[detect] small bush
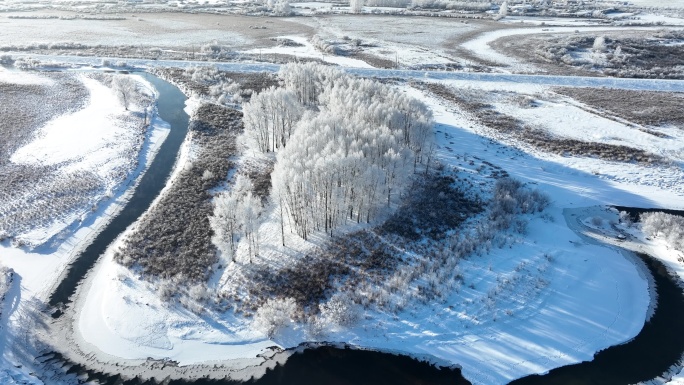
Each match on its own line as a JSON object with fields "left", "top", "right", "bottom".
{"left": 253, "top": 297, "right": 297, "bottom": 338}
{"left": 641, "top": 212, "right": 684, "bottom": 252}
{"left": 319, "top": 293, "right": 360, "bottom": 327}
{"left": 619, "top": 211, "right": 633, "bottom": 227}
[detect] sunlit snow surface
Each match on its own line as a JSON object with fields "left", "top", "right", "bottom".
{"left": 0, "top": 69, "right": 170, "bottom": 382}
{"left": 1, "top": 10, "right": 684, "bottom": 384}
{"left": 12, "top": 77, "right": 130, "bottom": 168}
{"left": 73, "top": 79, "right": 684, "bottom": 385}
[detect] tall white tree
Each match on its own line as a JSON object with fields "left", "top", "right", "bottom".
{"left": 112, "top": 76, "right": 138, "bottom": 111}
{"left": 498, "top": 0, "right": 508, "bottom": 17}
{"left": 240, "top": 192, "right": 262, "bottom": 263}
{"left": 243, "top": 87, "right": 304, "bottom": 153}
{"left": 350, "top": 0, "right": 364, "bottom": 13}
{"left": 210, "top": 175, "right": 262, "bottom": 263}
{"left": 209, "top": 191, "right": 240, "bottom": 261}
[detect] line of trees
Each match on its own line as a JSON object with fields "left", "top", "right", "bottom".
{"left": 234, "top": 63, "right": 433, "bottom": 242}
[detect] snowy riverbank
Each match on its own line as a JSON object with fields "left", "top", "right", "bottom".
{"left": 0, "top": 70, "right": 170, "bottom": 380}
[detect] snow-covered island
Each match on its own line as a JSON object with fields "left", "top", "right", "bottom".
{"left": 0, "top": 2, "right": 684, "bottom": 385}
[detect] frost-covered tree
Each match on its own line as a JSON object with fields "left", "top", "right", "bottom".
{"left": 641, "top": 212, "right": 684, "bottom": 252}
{"left": 209, "top": 80, "right": 241, "bottom": 106}
{"left": 112, "top": 76, "right": 138, "bottom": 111}
{"left": 593, "top": 36, "right": 606, "bottom": 52}
{"left": 612, "top": 45, "right": 623, "bottom": 62}
{"left": 350, "top": 0, "right": 364, "bottom": 13}
{"left": 268, "top": 65, "right": 432, "bottom": 240}
{"left": 209, "top": 191, "right": 240, "bottom": 261}
{"left": 279, "top": 62, "right": 343, "bottom": 106}
{"left": 236, "top": 63, "right": 433, "bottom": 242}
{"left": 210, "top": 175, "right": 262, "bottom": 263}
{"left": 253, "top": 297, "right": 297, "bottom": 338}
{"left": 188, "top": 65, "right": 222, "bottom": 83}
{"left": 498, "top": 1, "right": 508, "bottom": 16}
{"left": 240, "top": 192, "right": 262, "bottom": 263}
{"left": 319, "top": 293, "right": 359, "bottom": 327}
{"left": 242, "top": 87, "right": 304, "bottom": 152}
{"left": 274, "top": 0, "right": 291, "bottom": 14}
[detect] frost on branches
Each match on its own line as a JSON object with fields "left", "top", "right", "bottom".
{"left": 641, "top": 211, "right": 684, "bottom": 253}
{"left": 210, "top": 175, "right": 262, "bottom": 263}
{"left": 216, "top": 63, "right": 434, "bottom": 245}
{"left": 242, "top": 87, "right": 304, "bottom": 153}
{"left": 253, "top": 297, "right": 297, "bottom": 338}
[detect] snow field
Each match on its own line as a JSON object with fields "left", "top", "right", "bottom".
{"left": 1, "top": 11, "right": 684, "bottom": 385}
{"left": 2, "top": 73, "right": 162, "bottom": 248}
{"left": 11, "top": 76, "right": 134, "bottom": 168}
{"left": 0, "top": 68, "right": 54, "bottom": 85}
{"left": 240, "top": 35, "right": 375, "bottom": 68}
{"left": 0, "top": 70, "right": 170, "bottom": 380}
{"left": 68, "top": 73, "right": 684, "bottom": 385}
{"left": 487, "top": 89, "right": 684, "bottom": 164}
{"left": 415, "top": 79, "right": 684, "bottom": 205}
{"left": 460, "top": 25, "right": 675, "bottom": 72}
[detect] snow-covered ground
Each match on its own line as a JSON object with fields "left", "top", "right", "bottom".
{"left": 64, "top": 72, "right": 684, "bottom": 385}
{"left": 2, "top": 12, "right": 684, "bottom": 384}
{"left": 419, "top": 79, "right": 684, "bottom": 206}
{"left": 240, "top": 35, "right": 374, "bottom": 68}
{"left": 460, "top": 26, "right": 679, "bottom": 72}
{"left": 0, "top": 71, "right": 159, "bottom": 247}
{"left": 8, "top": 78, "right": 130, "bottom": 246}
{"left": 625, "top": 0, "right": 684, "bottom": 8}
{"left": 289, "top": 15, "right": 475, "bottom": 68}
{"left": 0, "top": 69, "right": 170, "bottom": 381}
{"left": 491, "top": 90, "right": 684, "bottom": 163}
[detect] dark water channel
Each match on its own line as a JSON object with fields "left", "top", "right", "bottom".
{"left": 42, "top": 73, "right": 684, "bottom": 384}
{"left": 48, "top": 72, "right": 190, "bottom": 310}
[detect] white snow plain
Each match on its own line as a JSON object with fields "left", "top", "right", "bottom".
{"left": 240, "top": 35, "right": 375, "bottom": 68}
{"left": 460, "top": 26, "right": 675, "bottom": 72}
{"left": 1, "top": 71, "right": 166, "bottom": 247}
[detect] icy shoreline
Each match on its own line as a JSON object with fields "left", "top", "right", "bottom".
{"left": 41, "top": 205, "right": 657, "bottom": 385}
{"left": 0, "top": 71, "right": 170, "bottom": 379}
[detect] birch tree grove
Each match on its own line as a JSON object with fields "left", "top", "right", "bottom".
{"left": 268, "top": 63, "right": 432, "bottom": 240}
{"left": 220, "top": 62, "right": 434, "bottom": 247}
{"left": 242, "top": 86, "right": 304, "bottom": 153}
